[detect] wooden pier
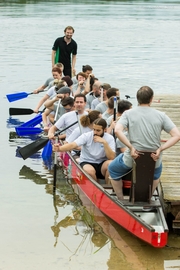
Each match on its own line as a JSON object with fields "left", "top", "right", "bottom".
{"left": 152, "top": 95, "right": 180, "bottom": 229}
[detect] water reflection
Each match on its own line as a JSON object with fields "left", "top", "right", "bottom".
{"left": 19, "top": 162, "right": 115, "bottom": 263}
{"left": 6, "top": 116, "right": 24, "bottom": 128}
{"left": 51, "top": 193, "right": 109, "bottom": 252}
{"left": 19, "top": 165, "right": 48, "bottom": 184}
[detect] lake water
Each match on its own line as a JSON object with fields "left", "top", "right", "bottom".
{"left": 1, "top": 0, "right": 180, "bottom": 269}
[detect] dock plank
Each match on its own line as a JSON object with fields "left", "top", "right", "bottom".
{"left": 152, "top": 95, "right": 180, "bottom": 202}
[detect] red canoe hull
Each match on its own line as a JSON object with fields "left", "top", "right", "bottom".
{"left": 63, "top": 152, "right": 168, "bottom": 248}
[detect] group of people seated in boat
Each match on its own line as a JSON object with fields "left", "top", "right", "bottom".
{"left": 33, "top": 64, "right": 180, "bottom": 200}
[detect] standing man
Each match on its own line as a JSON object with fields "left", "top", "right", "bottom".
{"left": 52, "top": 26, "right": 77, "bottom": 77}
{"left": 108, "top": 86, "right": 180, "bottom": 200}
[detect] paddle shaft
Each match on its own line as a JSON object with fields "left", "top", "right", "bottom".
{"left": 53, "top": 99, "right": 61, "bottom": 192}
{"left": 113, "top": 97, "right": 117, "bottom": 139}
{"left": 53, "top": 137, "right": 58, "bottom": 193}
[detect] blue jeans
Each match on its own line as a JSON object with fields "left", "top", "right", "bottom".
{"left": 108, "top": 153, "right": 162, "bottom": 181}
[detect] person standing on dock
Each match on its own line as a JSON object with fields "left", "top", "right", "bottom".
{"left": 51, "top": 26, "right": 77, "bottom": 78}
{"left": 108, "top": 86, "right": 180, "bottom": 200}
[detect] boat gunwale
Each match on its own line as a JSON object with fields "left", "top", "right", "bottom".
{"left": 64, "top": 148, "right": 168, "bottom": 234}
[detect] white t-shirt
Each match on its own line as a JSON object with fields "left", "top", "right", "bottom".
{"left": 46, "top": 85, "right": 56, "bottom": 98}
{"left": 55, "top": 110, "right": 88, "bottom": 139}
{"left": 74, "top": 131, "right": 115, "bottom": 163}
{"left": 67, "top": 126, "right": 91, "bottom": 142}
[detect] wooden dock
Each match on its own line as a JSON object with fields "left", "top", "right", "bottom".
{"left": 152, "top": 95, "right": 180, "bottom": 229}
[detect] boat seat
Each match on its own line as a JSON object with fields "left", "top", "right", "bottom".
{"left": 129, "top": 152, "right": 155, "bottom": 203}
{"left": 120, "top": 199, "right": 161, "bottom": 208}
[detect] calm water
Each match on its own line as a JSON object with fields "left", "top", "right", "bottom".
{"left": 1, "top": 1, "right": 180, "bottom": 269}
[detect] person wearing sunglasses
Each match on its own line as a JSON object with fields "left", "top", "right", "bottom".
{"left": 42, "top": 86, "right": 72, "bottom": 130}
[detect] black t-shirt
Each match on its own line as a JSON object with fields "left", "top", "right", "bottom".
{"left": 52, "top": 36, "right": 77, "bottom": 68}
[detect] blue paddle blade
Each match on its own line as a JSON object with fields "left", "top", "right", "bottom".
{"left": 42, "top": 155, "right": 53, "bottom": 170}
{"left": 21, "top": 114, "right": 42, "bottom": 127}
{"left": 42, "top": 140, "right": 52, "bottom": 159}
{"left": 6, "top": 92, "right": 31, "bottom": 102}
{"left": 15, "top": 127, "right": 43, "bottom": 136}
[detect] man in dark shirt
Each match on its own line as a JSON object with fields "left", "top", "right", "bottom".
{"left": 52, "top": 26, "right": 77, "bottom": 77}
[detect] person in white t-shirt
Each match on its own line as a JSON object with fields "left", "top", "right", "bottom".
{"left": 42, "top": 86, "right": 72, "bottom": 129}
{"left": 67, "top": 110, "right": 101, "bottom": 143}
{"left": 66, "top": 110, "right": 101, "bottom": 157}
{"left": 53, "top": 118, "right": 116, "bottom": 183}
{"left": 48, "top": 94, "right": 88, "bottom": 140}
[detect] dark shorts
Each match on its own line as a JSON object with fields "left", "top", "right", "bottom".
{"left": 63, "top": 68, "right": 72, "bottom": 78}
{"left": 80, "top": 161, "right": 106, "bottom": 179}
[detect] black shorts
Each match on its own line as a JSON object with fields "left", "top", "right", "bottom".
{"left": 80, "top": 161, "right": 106, "bottom": 179}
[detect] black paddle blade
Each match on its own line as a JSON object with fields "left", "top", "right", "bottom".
{"left": 9, "top": 108, "right": 34, "bottom": 116}
{"left": 18, "top": 137, "right": 49, "bottom": 160}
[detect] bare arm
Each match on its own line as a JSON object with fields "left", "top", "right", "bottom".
{"left": 48, "top": 124, "right": 58, "bottom": 139}
{"left": 160, "top": 127, "right": 180, "bottom": 151}
{"left": 73, "top": 82, "right": 85, "bottom": 96}
{"left": 44, "top": 96, "right": 59, "bottom": 108}
{"left": 52, "top": 50, "right": 56, "bottom": 67}
{"left": 107, "top": 120, "right": 116, "bottom": 134}
{"left": 34, "top": 94, "right": 50, "bottom": 113}
{"left": 82, "top": 74, "right": 94, "bottom": 95}
{"left": 42, "top": 108, "right": 53, "bottom": 132}
{"left": 151, "top": 126, "right": 180, "bottom": 161}
{"left": 115, "top": 123, "right": 132, "bottom": 149}
{"left": 93, "top": 136, "right": 115, "bottom": 160}
{"left": 72, "top": 55, "right": 76, "bottom": 76}
{"left": 115, "top": 122, "right": 138, "bottom": 158}
{"left": 53, "top": 142, "right": 78, "bottom": 152}
{"left": 33, "top": 85, "right": 46, "bottom": 94}
{"left": 82, "top": 76, "right": 90, "bottom": 95}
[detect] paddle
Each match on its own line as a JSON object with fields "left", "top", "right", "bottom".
{"left": 15, "top": 126, "right": 43, "bottom": 136}
{"left": 9, "top": 107, "right": 43, "bottom": 116}
{"left": 19, "top": 108, "right": 46, "bottom": 127}
{"left": 113, "top": 96, "right": 117, "bottom": 139}
{"left": 6, "top": 90, "right": 44, "bottom": 102}
{"left": 53, "top": 99, "right": 61, "bottom": 192}
{"left": 42, "top": 99, "right": 61, "bottom": 160}
{"left": 18, "top": 120, "right": 78, "bottom": 160}
{"left": 42, "top": 140, "right": 53, "bottom": 159}
{"left": 15, "top": 115, "right": 42, "bottom": 130}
